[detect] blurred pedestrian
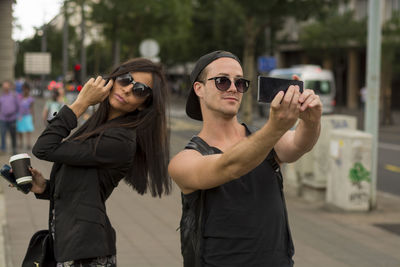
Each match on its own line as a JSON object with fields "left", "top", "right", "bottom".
{"left": 29, "top": 58, "right": 171, "bottom": 266}
{"left": 360, "top": 86, "right": 366, "bottom": 109}
{"left": 0, "top": 80, "right": 19, "bottom": 155}
{"left": 169, "top": 50, "right": 322, "bottom": 266}
{"left": 17, "top": 82, "right": 35, "bottom": 151}
{"left": 57, "top": 86, "right": 69, "bottom": 105}
{"left": 42, "top": 89, "right": 64, "bottom": 124}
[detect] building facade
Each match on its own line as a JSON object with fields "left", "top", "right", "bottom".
{"left": 274, "top": 0, "right": 400, "bottom": 110}
{"left": 0, "top": 0, "right": 14, "bottom": 82}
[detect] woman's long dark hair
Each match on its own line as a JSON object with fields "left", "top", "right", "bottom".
{"left": 70, "top": 58, "right": 171, "bottom": 197}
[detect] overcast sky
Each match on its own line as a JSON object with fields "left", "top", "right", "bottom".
{"left": 13, "top": 0, "right": 63, "bottom": 41}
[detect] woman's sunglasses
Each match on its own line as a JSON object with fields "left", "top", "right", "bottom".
{"left": 206, "top": 76, "right": 250, "bottom": 93}
{"left": 115, "top": 73, "right": 152, "bottom": 97}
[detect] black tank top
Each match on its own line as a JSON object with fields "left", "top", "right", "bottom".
{"left": 196, "top": 127, "right": 294, "bottom": 266}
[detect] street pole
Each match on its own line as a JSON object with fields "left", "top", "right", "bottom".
{"left": 41, "top": 24, "right": 47, "bottom": 95}
{"left": 364, "top": 0, "right": 382, "bottom": 209}
{"left": 80, "top": 0, "right": 87, "bottom": 84}
{"left": 62, "top": 1, "right": 69, "bottom": 80}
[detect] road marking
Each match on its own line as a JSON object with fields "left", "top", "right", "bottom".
{"left": 379, "top": 142, "right": 400, "bottom": 151}
{"left": 385, "top": 164, "right": 400, "bottom": 173}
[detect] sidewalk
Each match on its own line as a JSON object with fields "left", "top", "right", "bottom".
{"left": 0, "top": 96, "right": 399, "bottom": 266}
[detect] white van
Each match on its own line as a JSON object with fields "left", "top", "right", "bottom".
{"left": 269, "top": 65, "right": 336, "bottom": 113}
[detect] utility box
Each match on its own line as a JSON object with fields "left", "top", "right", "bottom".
{"left": 294, "top": 115, "right": 357, "bottom": 202}
{"left": 326, "top": 129, "right": 372, "bottom": 211}
{"left": 308, "top": 115, "right": 357, "bottom": 187}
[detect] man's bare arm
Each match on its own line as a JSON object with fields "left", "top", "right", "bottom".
{"left": 169, "top": 86, "right": 301, "bottom": 194}
{"left": 275, "top": 89, "right": 322, "bottom": 163}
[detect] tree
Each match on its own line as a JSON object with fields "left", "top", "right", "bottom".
{"left": 88, "top": 0, "right": 193, "bottom": 66}
{"left": 300, "top": 8, "right": 400, "bottom": 125}
{"left": 14, "top": 23, "right": 79, "bottom": 80}
{"left": 299, "top": 9, "right": 366, "bottom": 107}
{"left": 381, "top": 11, "right": 400, "bottom": 125}
{"left": 224, "top": 0, "right": 340, "bottom": 124}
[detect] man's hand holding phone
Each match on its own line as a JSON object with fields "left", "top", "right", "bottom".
{"left": 292, "top": 75, "right": 323, "bottom": 126}
{"left": 258, "top": 75, "right": 322, "bottom": 126}
{"left": 257, "top": 76, "right": 304, "bottom": 103}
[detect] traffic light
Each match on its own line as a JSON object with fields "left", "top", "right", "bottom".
{"left": 74, "top": 64, "right": 81, "bottom": 84}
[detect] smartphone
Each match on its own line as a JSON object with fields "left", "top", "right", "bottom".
{"left": 0, "top": 164, "right": 32, "bottom": 194}
{"left": 257, "top": 76, "right": 304, "bottom": 103}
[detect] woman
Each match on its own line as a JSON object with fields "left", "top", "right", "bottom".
{"left": 30, "top": 58, "right": 171, "bottom": 266}
{"left": 17, "top": 82, "right": 35, "bottom": 150}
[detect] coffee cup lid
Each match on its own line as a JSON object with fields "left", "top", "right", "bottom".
{"left": 9, "top": 153, "right": 31, "bottom": 163}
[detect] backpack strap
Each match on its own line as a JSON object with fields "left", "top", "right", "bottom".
{"left": 244, "top": 124, "right": 294, "bottom": 256}
{"left": 184, "top": 136, "right": 216, "bottom": 267}
{"left": 185, "top": 135, "right": 216, "bottom": 155}
{"left": 243, "top": 123, "right": 281, "bottom": 173}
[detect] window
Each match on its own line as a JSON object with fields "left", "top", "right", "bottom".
{"left": 305, "top": 80, "right": 332, "bottom": 95}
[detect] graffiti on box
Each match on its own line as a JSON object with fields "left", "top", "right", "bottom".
{"left": 348, "top": 162, "right": 371, "bottom": 204}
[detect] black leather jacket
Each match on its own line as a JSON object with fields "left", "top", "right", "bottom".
{"left": 32, "top": 106, "right": 136, "bottom": 262}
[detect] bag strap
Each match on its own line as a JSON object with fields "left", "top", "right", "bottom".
{"left": 185, "top": 135, "right": 216, "bottom": 155}
{"left": 244, "top": 124, "right": 281, "bottom": 175}
{"left": 184, "top": 136, "right": 216, "bottom": 267}
{"left": 246, "top": 124, "right": 294, "bottom": 256}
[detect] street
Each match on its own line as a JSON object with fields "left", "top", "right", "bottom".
{"left": 0, "top": 95, "right": 399, "bottom": 267}
{"left": 378, "top": 142, "right": 400, "bottom": 196}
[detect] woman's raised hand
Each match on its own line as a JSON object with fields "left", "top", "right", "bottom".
{"left": 76, "top": 76, "right": 114, "bottom": 107}
{"left": 69, "top": 76, "right": 114, "bottom": 118}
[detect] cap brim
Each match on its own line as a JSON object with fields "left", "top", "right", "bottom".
{"left": 185, "top": 87, "right": 202, "bottom": 121}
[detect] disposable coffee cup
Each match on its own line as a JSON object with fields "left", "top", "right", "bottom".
{"left": 9, "top": 153, "right": 32, "bottom": 185}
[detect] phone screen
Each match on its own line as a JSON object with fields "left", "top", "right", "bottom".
{"left": 257, "top": 76, "right": 304, "bottom": 103}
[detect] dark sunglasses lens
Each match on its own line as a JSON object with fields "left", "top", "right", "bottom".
{"left": 116, "top": 75, "right": 132, "bottom": 87}
{"left": 215, "top": 77, "right": 231, "bottom": 91}
{"left": 133, "top": 83, "right": 150, "bottom": 97}
{"left": 235, "top": 79, "right": 249, "bottom": 93}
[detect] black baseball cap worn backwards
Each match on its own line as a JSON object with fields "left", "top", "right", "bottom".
{"left": 186, "top": 50, "right": 241, "bottom": 121}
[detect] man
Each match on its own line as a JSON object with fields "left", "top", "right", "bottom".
{"left": 169, "top": 50, "right": 322, "bottom": 266}
{"left": 0, "top": 80, "right": 19, "bottom": 155}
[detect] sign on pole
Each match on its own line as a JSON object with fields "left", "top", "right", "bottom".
{"left": 139, "top": 39, "right": 160, "bottom": 62}
{"left": 258, "top": 56, "right": 276, "bottom": 73}
{"left": 24, "top": 52, "right": 51, "bottom": 75}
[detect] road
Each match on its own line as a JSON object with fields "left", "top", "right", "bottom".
{"left": 1, "top": 94, "right": 399, "bottom": 267}
{"left": 378, "top": 142, "right": 400, "bottom": 196}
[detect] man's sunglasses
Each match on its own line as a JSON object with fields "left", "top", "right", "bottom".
{"left": 115, "top": 73, "right": 152, "bottom": 97}
{"left": 206, "top": 76, "right": 250, "bottom": 93}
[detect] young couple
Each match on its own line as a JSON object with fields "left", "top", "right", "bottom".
{"left": 29, "top": 51, "right": 321, "bottom": 266}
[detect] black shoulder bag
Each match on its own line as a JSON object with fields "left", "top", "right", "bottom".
{"left": 179, "top": 136, "right": 215, "bottom": 267}
{"left": 22, "top": 229, "right": 56, "bottom": 267}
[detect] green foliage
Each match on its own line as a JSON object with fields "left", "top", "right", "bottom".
{"left": 14, "top": 0, "right": 350, "bottom": 81}
{"left": 186, "top": 0, "right": 246, "bottom": 61}
{"left": 382, "top": 11, "right": 400, "bottom": 73}
{"left": 14, "top": 24, "right": 79, "bottom": 79}
{"left": 299, "top": 11, "right": 366, "bottom": 51}
{"left": 88, "top": 0, "right": 194, "bottom": 64}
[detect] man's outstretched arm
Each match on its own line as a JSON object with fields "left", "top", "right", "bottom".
{"left": 275, "top": 88, "right": 322, "bottom": 163}
{"left": 169, "top": 86, "right": 302, "bottom": 194}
